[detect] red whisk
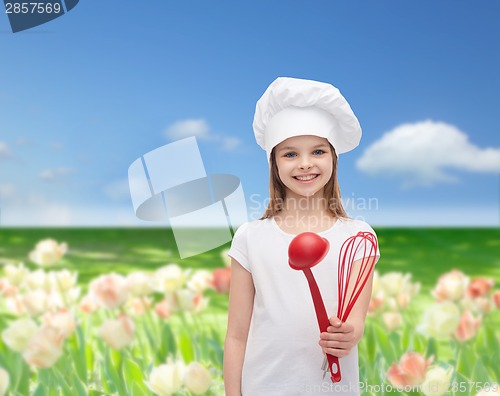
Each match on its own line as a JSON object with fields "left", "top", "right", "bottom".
{"left": 288, "top": 231, "right": 378, "bottom": 383}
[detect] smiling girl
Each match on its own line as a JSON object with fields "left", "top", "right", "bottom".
{"left": 224, "top": 78, "right": 380, "bottom": 396}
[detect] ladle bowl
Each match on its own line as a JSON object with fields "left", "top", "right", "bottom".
{"left": 288, "top": 232, "right": 330, "bottom": 270}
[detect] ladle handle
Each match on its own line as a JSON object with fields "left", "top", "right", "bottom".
{"left": 303, "top": 268, "right": 342, "bottom": 382}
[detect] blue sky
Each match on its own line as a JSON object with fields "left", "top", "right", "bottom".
{"left": 1, "top": 0, "right": 499, "bottom": 226}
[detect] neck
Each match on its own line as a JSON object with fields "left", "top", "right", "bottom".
{"left": 274, "top": 190, "right": 338, "bottom": 233}
{"left": 279, "top": 190, "right": 332, "bottom": 218}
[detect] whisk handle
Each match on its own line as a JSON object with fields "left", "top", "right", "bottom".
{"left": 328, "top": 354, "right": 341, "bottom": 382}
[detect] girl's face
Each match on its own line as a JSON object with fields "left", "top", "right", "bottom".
{"left": 274, "top": 135, "right": 333, "bottom": 199}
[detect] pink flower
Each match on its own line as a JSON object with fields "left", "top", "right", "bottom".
{"left": 22, "top": 327, "right": 64, "bottom": 368}
{"left": 127, "top": 297, "right": 152, "bottom": 316}
{"left": 42, "top": 308, "right": 77, "bottom": 339}
{"left": 368, "top": 294, "right": 384, "bottom": 314}
{"left": 212, "top": 267, "right": 231, "bottom": 294}
{"left": 79, "top": 293, "right": 99, "bottom": 314}
{"left": 466, "top": 277, "right": 494, "bottom": 299}
{"left": 154, "top": 299, "right": 171, "bottom": 319}
{"left": 493, "top": 291, "right": 500, "bottom": 310}
{"left": 89, "top": 273, "right": 128, "bottom": 309}
{"left": 0, "top": 278, "right": 17, "bottom": 297}
{"left": 99, "top": 314, "right": 135, "bottom": 350}
{"left": 474, "top": 297, "right": 492, "bottom": 314}
{"left": 454, "top": 311, "right": 482, "bottom": 342}
{"left": 387, "top": 352, "right": 433, "bottom": 387}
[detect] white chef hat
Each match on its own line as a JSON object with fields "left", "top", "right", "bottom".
{"left": 253, "top": 77, "right": 362, "bottom": 161}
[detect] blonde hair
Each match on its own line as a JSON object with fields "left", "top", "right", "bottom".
{"left": 260, "top": 142, "right": 348, "bottom": 220}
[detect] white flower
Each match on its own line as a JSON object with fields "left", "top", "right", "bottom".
{"left": 145, "top": 360, "right": 185, "bottom": 396}
{"left": 183, "top": 362, "right": 212, "bottom": 394}
{"left": 4, "top": 263, "right": 28, "bottom": 286}
{"left": 476, "top": 387, "right": 500, "bottom": 396}
{"left": 50, "top": 269, "right": 78, "bottom": 292}
{"left": 175, "top": 289, "right": 208, "bottom": 313}
{"left": 22, "top": 327, "right": 64, "bottom": 368}
{"left": 382, "top": 312, "right": 403, "bottom": 331}
{"left": 420, "top": 366, "right": 453, "bottom": 396}
{"left": 220, "top": 248, "right": 231, "bottom": 267}
{"left": 187, "top": 270, "right": 213, "bottom": 293}
{"left": 377, "top": 272, "right": 419, "bottom": 297}
{"left": 0, "top": 367, "right": 9, "bottom": 396}
{"left": 99, "top": 315, "right": 135, "bottom": 350}
{"left": 42, "top": 287, "right": 80, "bottom": 310}
{"left": 5, "top": 296, "right": 25, "bottom": 315}
{"left": 126, "top": 271, "right": 155, "bottom": 296}
{"left": 417, "top": 301, "right": 460, "bottom": 339}
{"left": 28, "top": 239, "right": 67, "bottom": 267}
{"left": 432, "top": 270, "right": 469, "bottom": 302}
{"left": 1, "top": 317, "right": 38, "bottom": 352}
{"left": 154, "top": 264, "right": 186, "bottom": 293}
{"left": 21, "top": 290, "right": 50, "bottom": 316}
{"left": 379, "top": 272, "right": 411, "bottom": 297}
{"left": 25, "top": 269, "right": 51, "bottom": 291}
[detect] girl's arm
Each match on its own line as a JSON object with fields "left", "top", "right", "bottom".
{"left": 224, "top": 258, "right": 255, "bottom": 396}
{"left": 320, "top": 257, "right": 376, "bottom": 357}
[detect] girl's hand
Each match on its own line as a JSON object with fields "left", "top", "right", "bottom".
{"left": 318, "top": 316, "right": 357, "bottom": 358}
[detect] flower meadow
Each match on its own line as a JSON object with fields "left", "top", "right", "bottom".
{"left": 0, "top": 231, "right": 499, "bottom": 396}
{"left": 1, "top": 239, "right": 230, "bottom": 396}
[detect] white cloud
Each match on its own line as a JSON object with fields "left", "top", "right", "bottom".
{"left": 356, "top": 120, "right": 500, "bottom": 187}
{"left": 165, "top": 119, "right": 210, "bottom": 140}
{"left": 40, "top": 167, "right": 75, "bottom": 182}
{"left": 221, "top": 136, "right": 241, "bottom": 150}
{"left": 51, "top": 142, "right": 63, "bottom": 150}
{"left": 15, "top": 137, "right": 32, "bottom": 146}
{"left": 0, "top": 141, "right": 11, "bottom": 159}
{"left": 164, "top": 118, "right": 242, "bottom": 151}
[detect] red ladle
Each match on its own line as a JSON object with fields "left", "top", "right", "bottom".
{"left": 288, "top": 232, "right": 341, "bottom": 382}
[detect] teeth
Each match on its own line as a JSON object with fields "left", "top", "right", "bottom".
{"left": 295, "top": 175, "right": 318, "bottom": 181}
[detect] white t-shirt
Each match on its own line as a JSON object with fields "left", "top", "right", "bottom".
{"left": 227, "top": 216, "right": 380, "bottom": 396}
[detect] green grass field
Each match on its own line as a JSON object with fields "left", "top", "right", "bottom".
{"left": 1, "top": 226, "right": 499, "bottom": 291}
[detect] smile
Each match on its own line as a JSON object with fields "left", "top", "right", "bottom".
{"left": 293, "top": 174, "right": 319, "bottom": 182}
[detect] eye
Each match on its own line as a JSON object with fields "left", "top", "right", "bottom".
{"left": 313, "top": 149, "right": 326, "bottom": 155}
{"left": 284, "top": 152, "right": 297, "bottom": 158}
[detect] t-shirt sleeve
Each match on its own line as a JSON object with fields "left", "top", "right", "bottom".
{"left": 227, "top": 222, "right": 251, "bottom": 273}
{"left": 353, "top": 222, "right": 381, "bottom": 265}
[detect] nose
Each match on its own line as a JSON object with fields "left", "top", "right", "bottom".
{"left": 299, "top": 156, "right": 313, "bottom": 170}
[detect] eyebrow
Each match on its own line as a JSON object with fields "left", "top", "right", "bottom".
{"left": 277, "top": 143, "right": 329, "bottom": 152}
